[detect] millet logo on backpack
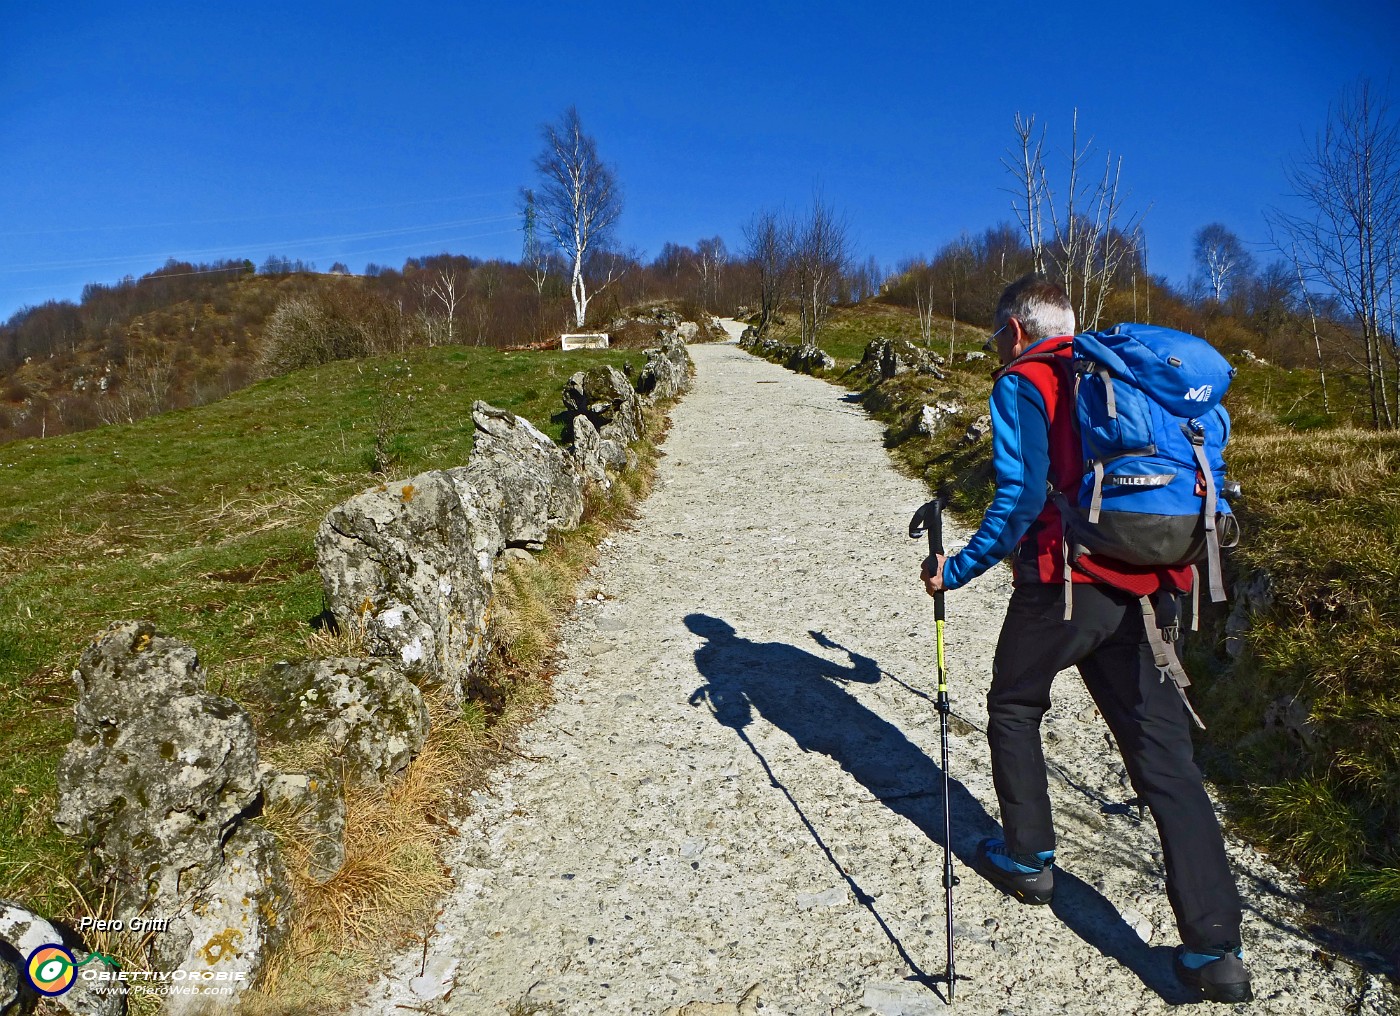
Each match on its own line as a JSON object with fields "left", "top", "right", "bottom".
{"left": 1185, "top": 384, "right": 1213, "bottom": 402}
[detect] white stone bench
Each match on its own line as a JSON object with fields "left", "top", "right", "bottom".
{"left": 561, "top": 333, "right": 610, "bottom": 350}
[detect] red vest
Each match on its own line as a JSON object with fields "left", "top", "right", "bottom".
{"left": 1000, "top": 341, "right": 1193, "bottom": 597}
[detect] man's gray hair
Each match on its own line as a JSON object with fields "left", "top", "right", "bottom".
{"left": 994, "top": 275, "right": 1076, "bottom": 341}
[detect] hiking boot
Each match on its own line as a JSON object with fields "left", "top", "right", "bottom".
{"left": 1174, "top": 946, "right": 1254, "bottom": 1004}
{"left": 972, "top": 837, "right": 1054, "bottom": 905}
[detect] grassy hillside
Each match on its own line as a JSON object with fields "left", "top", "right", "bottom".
{"left": 0, "top": 342, "right": 638, "bottom": 916}
{"left": 755, "top": 301, "right": 1400, "bottom": 964}
{"left": 0, "top": 255, "right": 717, "bottom": 446}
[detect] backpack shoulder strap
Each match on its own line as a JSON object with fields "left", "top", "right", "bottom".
{"left": 991, "top": 339, "right": 1074, "bottom": 383}
{"left": 995, "top": 340, "right": 1079, "bottom": 619}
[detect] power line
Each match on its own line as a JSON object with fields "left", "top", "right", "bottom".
{"left": 0, "top": 190, "right": 521, "bottom": 238}
{"left": 0, "top": 214, "right": 521, "bottom": 274}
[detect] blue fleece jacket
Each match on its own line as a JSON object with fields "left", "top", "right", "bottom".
{"left": 941, "top": 346, "right": 1059, "bottom": 591}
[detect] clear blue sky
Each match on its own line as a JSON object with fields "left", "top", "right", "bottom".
{"left": 2, "top": 1, "right": 1396, "bottom": 320}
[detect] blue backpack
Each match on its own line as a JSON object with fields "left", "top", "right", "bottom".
{"left": 1058, "top": 323, "right": 1239, "bottom": 603}
{"left": 1013, "top": 326, "right": 1243, "bottom": 601}
{"left": 1006, "top": 323, "right": 1239, "bottom": 730}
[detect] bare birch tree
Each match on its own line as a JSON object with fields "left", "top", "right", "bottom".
{"left": 915, "top": 283, "right": 936, "bottom": 349}
{"left": 695, "top": 236, "right": 727, "bottom": 310}
{"left": 533, "top": 106, "right": 623, "bottom": 328}
{"left": 1194, "top": 223, "right": 1255, "bottom": 303}
{"left": 427, "top": 269, "right": 459, "bottom": 345}
{"left": 1293, "top": 247, "right": 1332, "bottom": 416}
{"left": 1268, "top": 79, "right": 1400, "bottom": 428}
{"left": 1004, "top": 113, "right": 1048, "bottom": 274}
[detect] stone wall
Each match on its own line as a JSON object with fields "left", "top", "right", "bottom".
{"left": 15, "top": 330, "right": 694, "bottom": 1013}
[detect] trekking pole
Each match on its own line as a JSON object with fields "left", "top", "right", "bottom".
{"left": 909, "top": 498, "right": 959, "bottom": 1004}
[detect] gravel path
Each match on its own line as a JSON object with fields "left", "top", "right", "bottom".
{"left": 357, "top": 329, "right": 1394, "bottom": 1016}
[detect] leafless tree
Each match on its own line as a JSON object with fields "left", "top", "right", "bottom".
{"left": 741, "top": 209, "right": 793, "bottom": 335}
{"left": 1129, "top": 225, "right": 1150, "bottom": 322}
{"left": 97, "top": 350, "right": 176, "bottom": 424}
{"left": 1194, "top": 223, "right": 1255, "bottom": 302}
{"left": 943, "top": 234, "right": 976, "bottom": 357}
{"left": 1268, "top": 79, "right": 1400, "bottom": 427}
{"left": 695, "top": 236, "right": 728, "bottom": 310}
{"left": 1292, "top": 247, "right": 1332, "bottom": 416}
{"left": 790, "top": 196, "right": 851, "bottom": 345}
{"left": 1004, "top": 113, "right": 1048, "bottom": 274}
{"left": 532, "top": 106, "right": 624, "bottom": 328}
{"left": 427, "top": 269, "right": 460, "bottom": 345}
{"left": 1004, "top": 109, "right": 1142, "bottom": 330}
{"left": 915, "top": 283, "right": 936, "bottom": 349}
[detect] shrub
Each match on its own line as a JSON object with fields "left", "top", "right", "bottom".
{"left": 257, "top": 288, "right": 405, "bottom": 377}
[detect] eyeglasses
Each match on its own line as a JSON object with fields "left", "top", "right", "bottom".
{"left": 982, "top": 320, "right": 1011, "bottom": 353}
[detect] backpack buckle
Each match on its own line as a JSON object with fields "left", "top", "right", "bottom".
{"left": 1152, "top": 590, "right": 1182, "bottom": 642}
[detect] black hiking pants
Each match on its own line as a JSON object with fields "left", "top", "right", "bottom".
{"left": 988, "top": 581, "right": 1243, "bottom": 953}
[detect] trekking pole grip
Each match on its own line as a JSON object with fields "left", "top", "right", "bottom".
{"left": 910, "top": 498, "right": 947, "bottom": 623}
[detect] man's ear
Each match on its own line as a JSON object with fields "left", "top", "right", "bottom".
{"left": 1007, "top": 316, "right": 1031, "bottom": 356}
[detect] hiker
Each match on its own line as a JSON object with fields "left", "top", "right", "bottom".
{"left": 918, "top": 274, "right": 1251, "bottom": 1004}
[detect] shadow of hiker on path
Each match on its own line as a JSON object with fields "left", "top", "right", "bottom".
{"left": 682, "top": 612, "right": 1192, "bottom": 1005}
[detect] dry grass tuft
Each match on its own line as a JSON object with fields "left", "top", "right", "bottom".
{"left": 248, "top": 694, "right": 500, "bottom": 1010}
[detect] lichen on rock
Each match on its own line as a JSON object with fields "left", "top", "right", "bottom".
{"left": 315, "top": 469, "right": 496, "bottom": 698}
{"left": 257, "top": 657, "right": 429, "bottom": 787}
{"left": 464, "top": 401, "right": 583, "bottom": 552}
{"left": 54, "top": 620, "right": 262, "bottom": 922}
{"left": 156, "top": 821, "right": 291, "bottom": 1015}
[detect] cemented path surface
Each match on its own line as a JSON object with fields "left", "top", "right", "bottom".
{"left": 357, "top": 329, "right": 1394, "bottom": 1016}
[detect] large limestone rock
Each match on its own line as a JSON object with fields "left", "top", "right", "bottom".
{"left": 54, "top": 621, "right": 262, "bottom": 922}
{"left": 915, "top": 399, "right": 966, "bottom": 437}
{"left": 610, "top": 305, "right": 682, "bottom": 333}
{"left": 564, "top": 366, "right": 644, "bottom": 448}
{"left": 316, "top": 469, "right": 496, "bottom": 697}
{"left": 464, "top": 401, "right": 582, "bottom": 551}
{"left": 50, "top": 622, "right": 287, "bottom": 1006}
{"left": 258, "top": 658, "right": 429, "bottom": 787}
{"left": 569, "top": 414, "right": 614, "bottom": 490}
{"left": 858, "top": 337, "right": 947, "bottom": 381}
{"left": 737, "top": 333, "right": 833, "bottom": 374}
{"left": 0, "top": 953, "right": 21, "bottom": 1016}
{"left": 158, "top": 822, "right": 291, "bottom": 1015}
{"left": 637, "top": 337, "right": 690, "bottom": 402}
{"left": 0, "top": 900, "right": 125, "bottom": 1015}
{"left": 786, "top": 344, "right": 835, "bottom": 373}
